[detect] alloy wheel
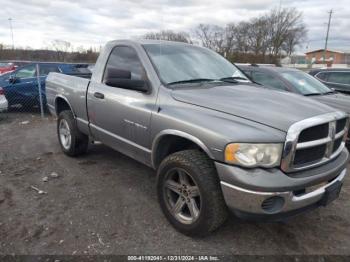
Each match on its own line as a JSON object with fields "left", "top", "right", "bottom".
{"left": 163, "top": 168, "right": 201, "bottom": 224}
{"left": 59, "top": 119, "right": 72, "bottom": 150}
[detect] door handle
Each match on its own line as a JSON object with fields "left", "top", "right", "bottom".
{"left": 94, "top": 92, "right": 104, "bottom": 99}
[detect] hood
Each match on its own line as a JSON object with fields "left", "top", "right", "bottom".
{"left": 171, "top": 84, "right": 337, "bottom": 132}
{"left": 312, "top": 93, "right": 350, "bottom": 114}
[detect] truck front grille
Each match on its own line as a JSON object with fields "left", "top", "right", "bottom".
{"left": 293, "top": 144, "right": 327, "bottom": 166}
{"left": 333, "top": 137, "right": 343, "bottom": 153}
{"left": 336, "top": 118, "right": 347, "bottom": 133}
{"left": 298, "top": 123, "right": 328, "bottom": 142}
{"left": 281, "top": 112, "right": 349, "bottom": 173}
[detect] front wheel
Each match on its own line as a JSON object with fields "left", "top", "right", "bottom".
{"left": 157, "top": 150, "right": 228, "bottom": 236}
{"left": 57, "top": 110, "right": 89, "bottom": 156}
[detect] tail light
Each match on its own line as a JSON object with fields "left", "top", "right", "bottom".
{"left": 0, "top": 87, "right": 4, "bottom": 95}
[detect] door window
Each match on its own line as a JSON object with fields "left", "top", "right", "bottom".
{"left": 315, "top": 72, "right": 328, "bottom": 81}
{"left": 39, "top": 65, "right": 60, "bottom": 76}
{"left": 251, "top": 71, "right": 287, "bottom": 90}
{"left": 104, "top": 46, "right": 144, "bottom": 83}
{"left": 15, "top": 65, "right": 36, "bottom": 78}
{"left": 327, "top": 72, "right": 350, "bottom": 85}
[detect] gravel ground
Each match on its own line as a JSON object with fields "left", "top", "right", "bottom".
{"left": 0, "top": 112, "right": 350, "bottom": 255}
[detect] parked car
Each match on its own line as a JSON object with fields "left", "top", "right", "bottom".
{"left": 0, "top": 62, "right": 91, "bottom": 109}
{"left": 0, "top": 61, "right": 33, "bottom": 75}
{"left": 0, "top": 87, "right": 8, "bottom": 112}
{"left": 46, "top": 40, "right": 349, "bottom": 236}
{"left": 309, "top": 68, "right": 350, "bottom": 94}
{"left": 0, "top": 62, "right": 16, "bottom": 75}
{"left": 239, "top": 65, "right": 350, "bottom": 116}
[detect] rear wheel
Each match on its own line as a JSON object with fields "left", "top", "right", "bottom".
{"left": 57, "top": 110, "right": 88, "bottom": 156}
{"left": 157, "top": 150, "right": 228, "bottom": 236}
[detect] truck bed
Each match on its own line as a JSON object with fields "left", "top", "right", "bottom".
{"left": 46, "top": 72, "right": 90, "bottom": 123}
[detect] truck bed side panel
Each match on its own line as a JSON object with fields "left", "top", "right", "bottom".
{"left": 46, "top": 73, "right": 90, "bottom": 135}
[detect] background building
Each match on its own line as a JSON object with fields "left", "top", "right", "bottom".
{"left": 306, "top": 49, "right": 350, "bottom": 65}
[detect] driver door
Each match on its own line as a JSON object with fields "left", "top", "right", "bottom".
{"left": 87, "top": 45, "right": 158, "bottom": 164}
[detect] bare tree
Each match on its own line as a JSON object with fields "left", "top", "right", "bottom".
{"left": 193, "top": 24, "right": 225, "bottom": 54}
{"left": 194, "top": 7, "right": 307, "bottom": 63}
{"left": 144, "top": 30, "right": 192, "bottom": 43}
{"left": 50, "top": 39, "right": 72, "bottom": 61}
{"left": 223, "top": 23, "right": 236, "bottom": 55}
{"left": 267, "top": 7, "right": 306, "bottom": 56}
{"left": 245, "top": 17, "right": 271, "bottom": 56}
{"left": 0, "top": 46, "right": 98, "bottom": 63}
{"left": 282, "top": 25, "right": 307, "bottom": 56}
{"left": 229, "top": 22, "right": 251, "bottom": 54}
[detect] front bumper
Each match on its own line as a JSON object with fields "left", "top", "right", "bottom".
{"left": 216, "top": 148, "right": 349, "bottom": 219}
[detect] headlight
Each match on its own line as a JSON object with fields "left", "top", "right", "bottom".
{"left": 224, "top": 143, "right": 283, "bottom": 168}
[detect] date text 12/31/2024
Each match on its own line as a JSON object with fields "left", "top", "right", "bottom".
{"left": 127, "top": 256, "right": 220, "bottom": 261}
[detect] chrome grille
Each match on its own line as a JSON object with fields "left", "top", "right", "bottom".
{"left": 281, "top": 111, "right": 349, "bottom": 173}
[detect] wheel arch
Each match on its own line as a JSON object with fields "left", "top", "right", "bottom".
{"left": 55, "top": 96, "right": 75, "bottom": 117}
{"left": 152, "top": 130, "right": 214, "bottom": 169}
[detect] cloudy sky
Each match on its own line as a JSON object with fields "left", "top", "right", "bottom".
{"left": 0, "top": 0, "right": 349, "bottom": 53}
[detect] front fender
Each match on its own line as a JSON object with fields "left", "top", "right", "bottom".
{"left": 151, "top": 129, "right": 214, "bottom": 168}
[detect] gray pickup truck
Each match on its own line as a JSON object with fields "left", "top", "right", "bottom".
{"left": 46, "top": 40, "right": 349, "bottom": 236}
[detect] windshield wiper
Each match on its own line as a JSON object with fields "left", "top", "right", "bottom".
{"left": 167, "top": 76, "right": 250, "bottom": 86}
{"left": 322, "top": 90, "right": 335, "bottom": 95}
{"left": 219, "top": 76, "right": 249, "bottom": 83}
{"left": 167, "top": 78, "right": 215, "bottom": 85}
{"left": 304, "top": 93, "right": 322, "bottom": 96}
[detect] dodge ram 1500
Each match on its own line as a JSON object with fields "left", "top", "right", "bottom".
{"left": 46, "top": 40, "right": 349, "bottom": 236}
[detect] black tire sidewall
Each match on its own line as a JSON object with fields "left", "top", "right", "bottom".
{"left": 157, "top": 151, "right": 225, "bottom": 236}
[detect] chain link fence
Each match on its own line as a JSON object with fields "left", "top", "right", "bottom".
{"left": 0, "top": 63, "right": 47, "bottom": 117}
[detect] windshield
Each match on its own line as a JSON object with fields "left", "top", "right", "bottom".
{"left": 143, "top": 43, "right": 249, "bottom": 85}
{"left": 280, "top": 71, "right": 331, "bottom": 95}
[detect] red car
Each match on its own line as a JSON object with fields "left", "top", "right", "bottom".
{"left": 0, "top": 62, "right": 16, "bottom": 74}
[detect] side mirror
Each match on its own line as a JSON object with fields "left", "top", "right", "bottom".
{"left": 9, "top": 75, "right": 19, "bottom": 84}
{"left": 104, "top": 68, "right": 149, "bottom": 92}
{"left": 106, "top": 78, "right": 149, "bottom": 92}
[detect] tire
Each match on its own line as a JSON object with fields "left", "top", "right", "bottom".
{"left": 57, "top": 110, "right": 89, "bottom": 156}
{"left": 157, "top": 149, "right": 228, "bottom": 236}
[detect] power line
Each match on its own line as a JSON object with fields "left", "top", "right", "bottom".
{"left": 323, "top": 9, "right": 333, "bottom": 63}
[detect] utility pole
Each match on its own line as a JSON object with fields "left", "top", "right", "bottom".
{"left": 323, "top": 10, "right": 333, "bottom": 64}
{"left": 278, "top": 0, "right": 283, "bottom": 63}
{"left": 8, "top": 18, "right": 14, "bottom": 49}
